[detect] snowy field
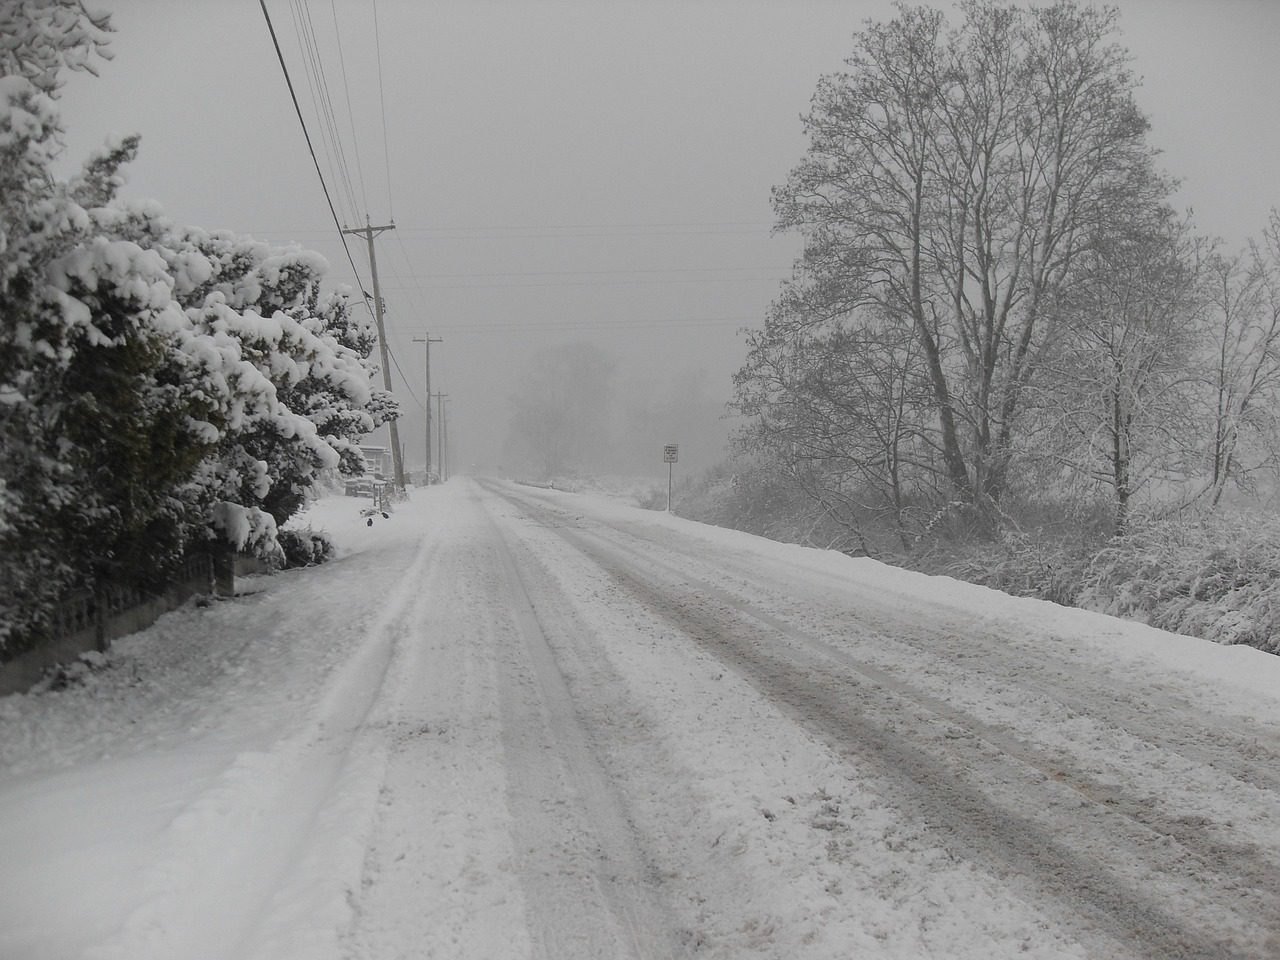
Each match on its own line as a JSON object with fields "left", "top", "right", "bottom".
{"left": 2, "top": 478, "right": 1279, "bottom": 959}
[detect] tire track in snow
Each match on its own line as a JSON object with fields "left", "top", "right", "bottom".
{"left": 500, "top": 484, "right": 1280, "bottom": 812}
{"left": 486, "top": 482, "right": 1280, "bottom": 960}
{"left": 478, "top": 492, "right": 687, "bottom": 960}
{"left": 572, "top": 532, "right": 1278, "bottom": 959}
{"left": 85, "top": 530, "right": 442, "bottom": 960}
{"left": 572, "top": 518, "right": 1280, "bottom": 905}
{"left": 559, "top": 496, "right": 1280, "bottom": 797}
{"left": 551, "top": 499, "right": 1280, "bottom": 893}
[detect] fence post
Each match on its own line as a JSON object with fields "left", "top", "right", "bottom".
{"left": 212, "top": 546, "right": 235, "bottom": 597}
{"left": 93, "top": 586, "right": 107, "bottom": 653}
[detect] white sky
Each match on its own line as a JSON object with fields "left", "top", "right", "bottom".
{"left": 54, "top": 0, "right": 1280, "bottom": 475}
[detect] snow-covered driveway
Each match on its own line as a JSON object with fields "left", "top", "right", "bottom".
{"left": 3, "top": 478, "right": 1279, "bottom": 959}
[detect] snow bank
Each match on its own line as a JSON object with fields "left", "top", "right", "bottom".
{"left": 0, "top": 491, "right": 437, "bottom": 960}
{"left": 531, "top": 485, "right": 1280, "bottom": 709}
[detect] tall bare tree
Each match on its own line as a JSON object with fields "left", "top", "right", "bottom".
{"left": 1037, "top": 210, "right": 1201, "bottom": 532}
{"left": 736, "top": 297, "right": 935, "bottom": 552}
{"left": 1201, "top": 212, "right": 1280, "bottom": 504}
{"left": 762, "top": 0, "right": 1168, "bottom": 514}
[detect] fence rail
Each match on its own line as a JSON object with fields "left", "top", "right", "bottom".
{"left": 1, "top": 552, "right": 217, "bottom": 696}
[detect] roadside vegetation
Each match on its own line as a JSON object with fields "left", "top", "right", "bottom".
{"left": 0, "top": 4, "right": 392, "bottom": 656}
{"left": 676, "top": 1, "right": 1280, "bottom": 655}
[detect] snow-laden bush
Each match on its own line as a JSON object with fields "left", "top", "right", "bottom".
{"left": 0, "top": 4, "right": 394, "bottom": 653}
{"left": 1078, "top": 516, "right": 1280, "bottom": 654}
{"left": 677, "top": 456, "right": 864, "bottom": 552}
{"left": 277, "top": 528, "right": 335, "bottom": 569}
{"left": 944, "top": 532, "right": 1090, "bottom": 607}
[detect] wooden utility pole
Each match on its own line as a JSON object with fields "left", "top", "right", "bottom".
{"left": 432, "top": 392, "right": 449, "bottom": 481}
{"left": 412, "top": 335, "right": 442, "bottom": 482}
{"left": 442, "top": 397, "right": 451, "bottom": 481}
{"left": 342, "top": 218, "right": 405, "bottom": 491}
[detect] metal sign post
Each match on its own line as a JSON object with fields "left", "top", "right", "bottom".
{"left": 663, "top": 444, "right": 678, "bottom": 512}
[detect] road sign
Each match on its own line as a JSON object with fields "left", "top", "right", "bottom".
{"left": 664, "top": 444, "right": 678, "bottom": 513}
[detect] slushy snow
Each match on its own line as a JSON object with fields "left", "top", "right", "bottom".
{"left": 2, "top": 479, "right": 1278, "bottom": 959}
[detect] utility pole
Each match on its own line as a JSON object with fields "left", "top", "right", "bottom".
{"left": 432, "top": 392, "right": 449, "bottom": 482}
{"left": 442, "top": 397, "right": 451, "bottom": 481}
{"left": 342, "top": 217, "right": 405, "bottom": 491}
{"left": 412, "top": 334, "right": 442, "bottom": 482}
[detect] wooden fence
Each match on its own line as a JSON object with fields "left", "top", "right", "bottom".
{"left": 0, "top": 553, "right": 218, "bottom": 696}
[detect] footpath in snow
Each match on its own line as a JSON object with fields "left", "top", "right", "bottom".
{"left": 3, "top": 478, "right": 1279, "bottom": 960}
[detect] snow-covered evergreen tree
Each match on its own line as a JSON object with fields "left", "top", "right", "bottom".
{"left": 1, "top": 1, "right": 128, "bottom": 651}
{"left": 0, "top": 2, "right": 393, "bottom": 653}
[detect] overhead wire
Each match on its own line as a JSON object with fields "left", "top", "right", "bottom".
{"left": 268, "top": 0, "right": 761, "bottom": 398}
{"left": 376, "top": 277, "right": 783, "bottom": 293}
{"left": 266, "top": 0, "right": 427, "bottom": 455}
{"left": 236, "top": 222, "right": 776, "bottom": 241}
{"left": 386, "top": 264, "right": 785, "bottom": 280}
{"left": 385, "top": 341, "right": 425, "bottom": 408}
{"left": 304, "top": 0, "right": 417, "bottom": 419}
{"left": 286, "top": 0, "right": 347, "bottom": 220}
{"left": 292, "top": 0, "right": 364, "bottom": 219}
{"left": 284, "top": 0, "right": 348, "bottom": 222}
{"left": 371, "top": 0, "right": 394, "bottom": 219}
{"left": 257, "top": 0, "right": 368, "bottom": 291}
{"left": 422, "top": 315, "right": 759, "bottom": 333}
{"left": 329, "top": 0, "right": 371, "bottom": 216}
{"left": 305, "top": 0, "right": 363, "bottom": 216}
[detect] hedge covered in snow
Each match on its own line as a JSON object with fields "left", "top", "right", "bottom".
{"left": 0, "top": 3, "right": 394, "bottom": 653}
{"left": 1076, "top": 517, "right": 1280, "bottom": 655}
{"left": 933, "top": 514, "right": 1280, "bottom": 655}
{"left": 676, "top": 460, "right": 1280, "bottom": 655}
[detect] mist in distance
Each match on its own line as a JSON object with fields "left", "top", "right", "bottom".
{"left": 53, "top": 0, "right": 1280, "bottom": 482}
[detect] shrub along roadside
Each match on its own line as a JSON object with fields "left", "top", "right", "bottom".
{"left": 0, "top": 5, "right": 389, "bottom": 655}
{"left": 674, "top": 460, "right": 1280, "bottom": 655}
{"left": 1077, "top": 517, "right": 1280, "bottom": 655}
{"left": 277, "top": 528, "right": 336, "bottom": 569}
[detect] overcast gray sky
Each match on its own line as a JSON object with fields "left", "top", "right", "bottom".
{"left": 55, "top": 0, "right": 1280, "bottom": 476}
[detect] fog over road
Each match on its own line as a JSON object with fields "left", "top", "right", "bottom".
{"left": 4, "top": 479, "right": 1279, "bottom": 959}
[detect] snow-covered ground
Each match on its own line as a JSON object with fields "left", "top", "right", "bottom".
{"left": 3, "top": 478, "right": 1279, "bottom": 959}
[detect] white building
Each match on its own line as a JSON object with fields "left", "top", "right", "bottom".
{"left": 357, "top": 445, "right": 393, "bottom": 479}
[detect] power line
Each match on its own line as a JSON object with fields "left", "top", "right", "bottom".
{"left": 291, "top": 0, "right": 363, "bottom": 219}
{"left": 399, "top": 219, "right": 775, "bottom": 232}
{"left": 328, "top": 0, "right": 370, "bottom": 218}
{"left": 285, "top": 0, "right": 349, "bottom": 222}
{"left": 387, "top": 264, "right": 785, "bottom": 280}
{"left": 372, "top": 0, "right": 394, "bottom": 219}
{"left": 258, "top": 0, "right": 367, "bottom": 290}
{"left": 375, "top": 276, "right": 783, "bottom": 293}
{"left": 391, "top": 228, "right": 435, "bottom": 322}
{"left": 386, "top": 342, "right": 424, "bottom": 409}
{"left": 305, "top": 0, "right": 365, "bottom": 216}
{"left": 287, "top": 0, "right": 348, "bottom": 220}
{"left": 237, "top": 220, "right": 776, "bottom": 240}
{"left": 421, "top": 314, "right": 760, "bottom": 333}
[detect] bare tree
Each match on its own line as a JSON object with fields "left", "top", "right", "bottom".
{"left": 1037, "top": 211, "right": 1201, "bottom": 532}
{"left": 764, "top": 0, "right": 1168, "bottom": 516}
{"left": 505, "top": 342, "right": 617, "bottom": 479}
{"left": 736, "top": 297, "right": 937, "bottom": 553}
{"left": 1200, "top": 212, "right": 1280, "bottom": 504}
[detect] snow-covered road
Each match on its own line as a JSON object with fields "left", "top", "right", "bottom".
{"left": 3, "top": 478, "right": 1280, "bottom": 959}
